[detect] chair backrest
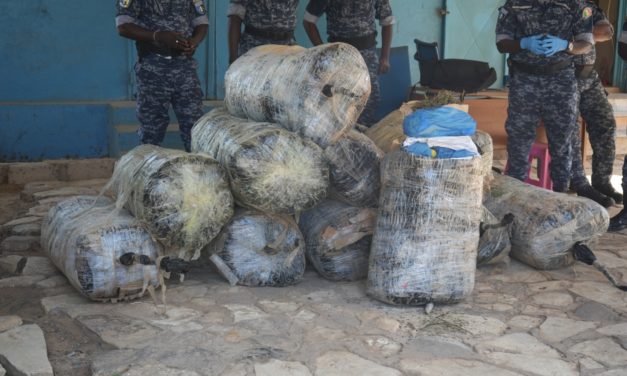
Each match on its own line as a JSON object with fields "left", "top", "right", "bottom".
{"left": 414, "top": 39, "right": 440, "bottom": 62}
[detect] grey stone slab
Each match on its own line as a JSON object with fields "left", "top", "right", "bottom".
{"left": 400, "top": 358, "right": 522, "bottom": 376}
{"left": 0, "top": 275, "right": 46, "bottom": 288}
{"left": 0, "top": 236, "right": 40, "bottom": 253}
{"left": 315, "top": 351, "right": 401, "bottom": 376}
{"left": 539, "top": 317, "right": 598, "bottom": 343}
{"left": 484, "top": 352, "right": 577, "bottom": 376}
{"left": 475, "top": 333, "right": 561, "bottom": 358}
{"left": 254, "top": 359, "right": 312, "bottom": 376}
{"left": 570, "top": 338, "right": 627, "bottom": 367}
{"left": 0, "top": 316, "right": 22, "bottom": 333}
{"left": 0, "top": 324, "right": 53, "bottom": 376}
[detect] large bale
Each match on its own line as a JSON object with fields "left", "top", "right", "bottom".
{"left": 367, "top": 151, "right": 483, "bottom": 305}
{"left": 299, "top": 200, "right": 376, "bottom": 281}
{"left": 225, "top": 43, "right": 371, "bottom": 148}
{"left": 485, "top": 173, "right": 610, "bottom": 270}
{"left": 192, "top": 108, "right": 329, "bottom": 214}
{"left": 365, "top": 101, "right": 421, "bottom": 152}
{"left": 41, "top": 196, "right": 161, "bottom": 301}
{"left": 108, "top": 145, "right": 234, "bottom": 260}
{"left": 205, "top": 209, "right": 306, "bottom": 287}
{"left": 324, "top": 130, "right": 384, "bottom": 207}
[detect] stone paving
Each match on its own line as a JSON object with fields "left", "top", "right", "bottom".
{"left": 0, "top": 171, "right": 626, "bottom": 375}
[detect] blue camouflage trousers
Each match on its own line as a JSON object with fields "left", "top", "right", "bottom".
{"left": 358, "top": 47, "right": 381, "bottom": 127}
{"left": 505, "top": 69, "right": 579, "bottom": 192}
{"left": 238, "top": 32, "right": 294, "bottom": 56}
{"left": 135, "top": 55, "right": 204, "bottom": 152}
{"left": 570, "top": 72, "right": 616, "bottom": 188}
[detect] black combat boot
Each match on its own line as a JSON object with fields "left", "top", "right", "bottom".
{"left": 576, "top": 184, "right": 615, "bottom": 208}
{"left": 592, "top": 182, "right": 624, "bottom": 204}
{"left": 608, "top": 183, "right": 627, "bottom": 232}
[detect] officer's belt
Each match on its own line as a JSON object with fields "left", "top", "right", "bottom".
{"left": 575, "top": 64, "right": 595, "bottom": 79}
{"left": 136, "top": 41, "right": 182, "bottom": 59}
{"left": 328, "top": 33, "right": 377, "bottom": 50}
{"left": 244, "top": 25, "right": 294, "bottom": 41}
{"left": 509, "top": 59, "right": 572, "bottom": 75}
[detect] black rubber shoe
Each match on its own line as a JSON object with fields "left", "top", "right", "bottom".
{"left": 592, "top": 183, "right": 624, "bottom": 204}
{"left": 576, "top": 185, "right": 615, "bottom": 208}
{"left": 609, "top": 209, "right": 627, "bottom": 232}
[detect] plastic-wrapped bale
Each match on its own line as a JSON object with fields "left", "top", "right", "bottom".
{"left": 108, "top": 144, "right": 234, "bottom": 260}
{"left": 485, "top": 173, "right": 610, "bottom": 270}
{"left": 324, "top": 130, "right": 384, "bottom": 207}
{"left": 41, "top": 196, "right": 161, "bottom": 302}
{"left": 192, "top": 108, "right": 329, "bottom": 214}
{"left": 471, "top": 130, "right": 494, "bottom": 199}
{"left": 477, "top": 206, "right": 512, "bottom": 266}
{"left": 224, "top": 43, "right": 371, "bottom": 148}
{"left": 367, "top": 151, "right": 483, "bottom": 305}
{"left": 299, "top": 200, "right": 377, "bottom": 281}
{"left": 365, "top": 101, "right": 421, "bottom": 152}
{"left": 205, "top": 209, "right": 306, "bottom": 287}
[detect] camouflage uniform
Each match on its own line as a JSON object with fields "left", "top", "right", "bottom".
{"left": 570, "top": 2, "right": 616, "bottom": 190}
{"left": 304, "top": 0, "right": 395, "bottom": 127}
{"left": 496, "top": 0, "right": 594, "bottom": 192}
{"left": 228, "top": 0, "right": 299, "bottom": 56}
{"left": 116, "top": 0, "right": 208, "bottom": 152}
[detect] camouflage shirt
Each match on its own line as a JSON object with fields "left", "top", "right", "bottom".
{"left": 574, "top": 1, "right": 612, "bottom": 66}
{"left": 496, "top": 0, "right": 593, "bottom": 66}
{"left": 115, "top": 0, "right": 209, "bottom": 38}
{"left": 304, "top": 0, "right": 395, "bottom": 39}
{"left": 227, "top": 0, "right": 299, "bottom": 33}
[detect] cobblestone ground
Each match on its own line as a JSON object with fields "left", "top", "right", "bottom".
{"left": 0, "top": 164, "right": 626, "bottom": 376}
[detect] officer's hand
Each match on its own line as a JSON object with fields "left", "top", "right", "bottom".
{"left": 520, "top": 35, "right": 546, "bottom": 55}
{"left": 156, "top": 31, "right": 189, "bottom": 50}
{"left": 541, "top": 35, "right": 569, "bottom": 57}
{"left": 379, "top": 56, "right": 390, "bottom": 74}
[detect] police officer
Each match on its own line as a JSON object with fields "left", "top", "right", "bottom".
{"left": 303, "top": 0, "right": 395, "bottom": 127}
{"left": 609, "top": 19, "right": 627, "bottom": 231}
{"left": 227, "top": 0, "right": 300, "bottom": 64}
{"left": 569, "top": 0, "right": 620, "bottom": 208}
{"left": 496, "top": 0, "right": 593, "bottom": 193}
{"left": 116, "top": 0, "right": 208, "bottom": 152}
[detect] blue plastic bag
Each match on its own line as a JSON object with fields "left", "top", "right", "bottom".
{"left": 403, "top": 107, "right": 477, "bottom": 138}
{"left": 404, "top": 142, "right": 477, "bottom": 159}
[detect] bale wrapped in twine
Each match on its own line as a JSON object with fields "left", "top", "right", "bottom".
{"left": 324, "top": 130, "right": 384, "bottom": 207}
{"left": 107, "top": 145, "right": 234, "bottom": 260}
{"left": 299, "top": 200, "right": 376, "bottom": 281}
{"left": 225, "top": 43, "right": 371, "bottom": 148}
{"left": 485, "top": 173, "right": 610, "bottom": 270}
{"left": 41, "top": 196, "right": 162, "bottom": 302}
{"left": 367, "top": 151, "right": 483, "bottom": 306}
{"left": 192, "top": 108, "right": 329, "bottom": 214}
{"left": 205, "top": 209, "right": 306, "bottom": 287}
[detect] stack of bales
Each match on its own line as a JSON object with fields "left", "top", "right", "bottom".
{"left": 195, "top": 43, "right": 381, "bottom": 286}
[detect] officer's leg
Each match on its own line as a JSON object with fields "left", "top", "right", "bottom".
{"left": 609, "top": 155, "right": 627, "bottom": 231}
{"left": 541, "top": 73, "right": 579, "bottom": 193}
{"left": 136, "top": 59, "right": 172, "bottom": 146}
{"left": 581, "top": 76, "right": 621, "bottom": 202}
{"left": 569, "top": 125, "right": 588, "bottom": 189}
{"left": 505, "top": 74, "right": 541, "bottom": 182}
{"left": 357, "top": 48, "right": 380, "bottom": 127}
{"left": 171, "top": 59, "right": 204, "bottom": 152}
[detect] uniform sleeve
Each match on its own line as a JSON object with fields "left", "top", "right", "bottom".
{"left": 375, "top": 0, "right": 396, "bottom": 26}
{"left": 573, "top": 2, "right": 594, "bottom": 44}
{"left": 191, "top": 0, "right": 209, "bottom": 27}
{"left": 227, "top": 0, "right": 247, "bottom": 20}
{"left": 115, "top": 0, "right": 141, "bottom": 27}
{"left": 495, "top": 2, "right": 516, "bottom": 43}
{"left": 304, "top": 0, "right": 329, "bottom": 24}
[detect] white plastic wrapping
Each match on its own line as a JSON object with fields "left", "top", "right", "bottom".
{"left": 107, "top": 145, "right": 234, "bottom": 260}
{"left": 324, "top": 130, "right": 384, "bottom": 207}
{"left": 367, "top": 151, "right": 483, "bottom": 305}
{"left": 191, "top": 108, "right": 329, "bottom": 214}
{"left": 41, "top": 196, "right": 161, "bottom": 302}
{"left": 485, "top": 173, "right": 610, "bottom": 270}
{"left": 477, "top": 207, "right": 511, "bottom": 266}
{"left": 470, "top": 130, "right": 494, "bottom": 199}
{"left": 225, "top": 43, "right": 371, "bottom": 148}
{"left": 299, "top": 200, "right": 376, "bottom": 281}
{"left": 205, "top": 209, "right": 306, "bottom": 287}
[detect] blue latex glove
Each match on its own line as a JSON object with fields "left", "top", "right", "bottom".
{"left": 520, "top": 35, "right": 546, "bottom": 55}
{"left": 541, "top": 35, "right": 569, "bottom": 56}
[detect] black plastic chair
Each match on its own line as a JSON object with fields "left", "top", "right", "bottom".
{"left": 414, "top": 39, "right": 497, "bottom": 94}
